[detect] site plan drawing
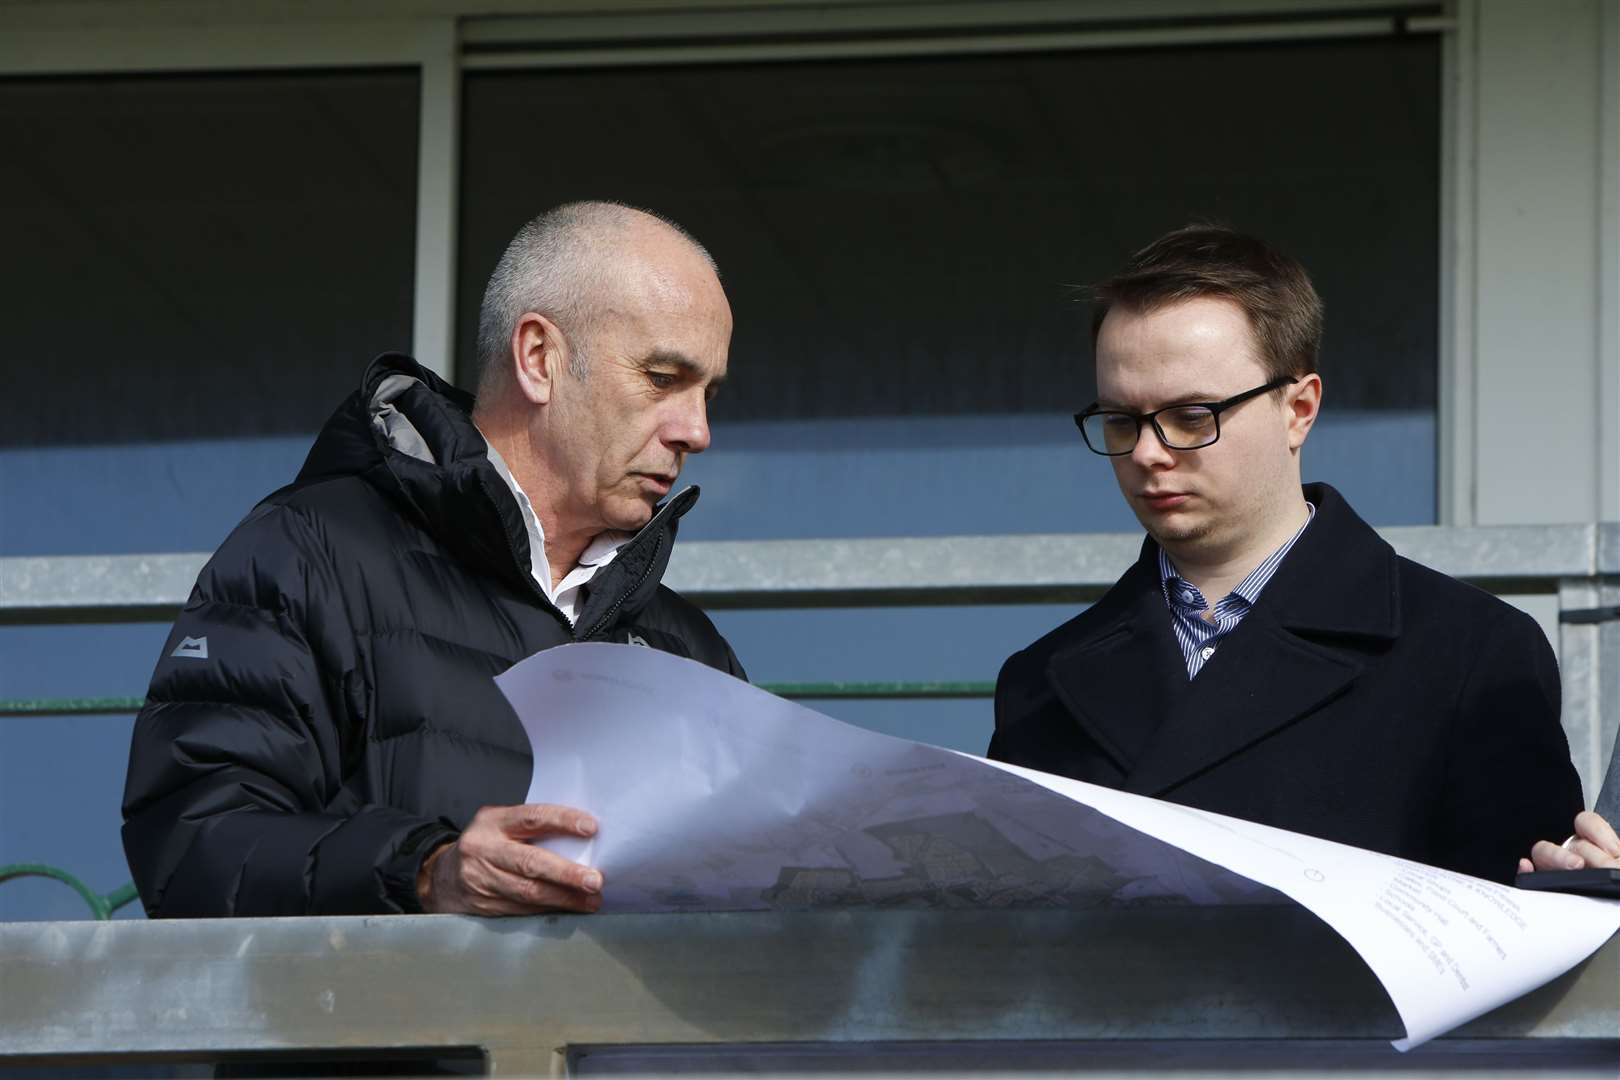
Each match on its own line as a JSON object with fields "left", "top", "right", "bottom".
{"left": 498, "top": 642, "right": 1620, "bottom": 1050}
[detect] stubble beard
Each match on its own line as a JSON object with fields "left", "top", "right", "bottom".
{"left": 1144, "top": 516, "right": 1214, "bottom": 548}
{"left": 1131, "top": 492, "right": 1217, "bottom": 549}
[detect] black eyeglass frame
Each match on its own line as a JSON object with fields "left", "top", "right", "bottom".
{"left": 1073, "top": 376, "right": 1299, "bottom": 456}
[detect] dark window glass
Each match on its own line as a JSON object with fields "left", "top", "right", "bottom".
{"left": 0, "top": 71, "right": 420, "bottom": 922}
{"left": 459, "top": 41, "right": 1438, "bottom": 426}
{"left": 0, "top": 71, "right": 419, "bottom": 447}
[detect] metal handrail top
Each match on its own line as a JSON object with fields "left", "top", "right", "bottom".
{"left": 3, "top": 523, "right": 1616, "bottom": 621}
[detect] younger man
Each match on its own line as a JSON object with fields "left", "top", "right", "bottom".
{"left": 990, "top": 226, "right": 1583, "bottom": 884}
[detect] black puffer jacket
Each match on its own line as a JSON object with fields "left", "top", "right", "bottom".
{"left": 122, "top": 355, "right": 744, "bottom": 917}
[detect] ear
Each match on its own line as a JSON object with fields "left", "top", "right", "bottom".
{"left": 1285, "top": 374, "right": 1322, "bottom": 451}
{"left": 510, "top": 313, "right": 573, "bottom": 407}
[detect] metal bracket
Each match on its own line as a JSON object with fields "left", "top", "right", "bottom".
{"left": 1560, "top": 605, "right": 1620, "bottom": 625}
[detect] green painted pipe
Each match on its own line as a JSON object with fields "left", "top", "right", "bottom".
{"left": 0, "top": 697, "right": 148, "bottom": 716}
{"left": 0, "top": 863, "right": 140, "bottom": 920}
{"left": 1, "top": 682, "right": 996, "bottom": 717}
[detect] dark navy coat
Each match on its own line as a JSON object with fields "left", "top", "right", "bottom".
{"left": 990, "top": 483, "right": 1582, "bottom": 883}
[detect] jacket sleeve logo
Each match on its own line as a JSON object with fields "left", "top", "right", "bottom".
{"left": 170, "top": 636, "right": 209, "bottom": 660}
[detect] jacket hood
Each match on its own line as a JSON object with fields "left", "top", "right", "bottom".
{"left": 296, "top": 353, "right": 698, "bottom": 620}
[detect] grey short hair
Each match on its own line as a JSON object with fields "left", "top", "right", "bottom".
{"left": 473, "top": 200, "right": 716, "bottom": 393}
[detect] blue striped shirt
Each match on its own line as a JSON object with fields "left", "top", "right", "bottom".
{"left": 1158, "top": 503, "right": 1316, "bottom": 679}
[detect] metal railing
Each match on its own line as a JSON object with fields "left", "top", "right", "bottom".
{"left": 5, "top": 526, "right": 1617, "bottom": 792}
{"left": 3, "top": 523, "right": 1613, "bottom": 616}
{"left": 3, "top": 906, "right": 1616, "bottom": 1076}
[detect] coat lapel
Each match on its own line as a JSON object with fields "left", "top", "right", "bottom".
{"left": 1044, "top": 552, "right": 1186, "bottom": 777}
{"left": 1123, "top": 605, "right": 1363, "bottom": 796}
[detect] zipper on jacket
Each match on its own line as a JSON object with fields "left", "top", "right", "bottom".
{"left": 581, "top": 528, "right": 666, "bottom": 643}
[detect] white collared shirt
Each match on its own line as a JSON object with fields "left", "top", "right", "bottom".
{"left": 479, "top": 431, "right": 630, "bottom": 626}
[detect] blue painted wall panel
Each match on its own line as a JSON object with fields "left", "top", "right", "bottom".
{"left": 1, "top": 410, "right": 1433, "bottom": 556}
{"left": 0, "top": 714, "right": 145, "bottom": 922}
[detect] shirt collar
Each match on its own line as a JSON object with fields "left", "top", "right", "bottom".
{"left": 577, "top": 529, "right": 631, "bottom": 567}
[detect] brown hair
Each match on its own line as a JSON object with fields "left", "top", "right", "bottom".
{"left": 1090, "top": 224, "right": 1323, "bottom": 380}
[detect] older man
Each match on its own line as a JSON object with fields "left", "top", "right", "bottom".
{"left": 122, "top": 202, "right": 742, "bottom": 917}
{"left": 990, "top": 225, "right": 1586, "bottom": 884}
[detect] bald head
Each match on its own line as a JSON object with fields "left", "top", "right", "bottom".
{"left": 474, "top": 201, "right": 720, "bottom": 397}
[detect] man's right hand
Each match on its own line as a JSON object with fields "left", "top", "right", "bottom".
{"left": 1518, "top": 810, "right": 1620, "bottom": 875}
{"left": 416, "top": 804, "right": 603, "bottom": 915}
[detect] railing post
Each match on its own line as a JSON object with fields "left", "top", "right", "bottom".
{"left": 1559, "top": 576, "right": 1605, "bottom": 805}
{"left": 1592, "top": 524, "right": 1620, "bottom": 818}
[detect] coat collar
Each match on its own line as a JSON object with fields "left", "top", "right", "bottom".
{"left": 1044, "top": 483, "right": 1401, "bottom": 795}
{"left": 1256, "top": 483, "right": 1402, "bottom": 641}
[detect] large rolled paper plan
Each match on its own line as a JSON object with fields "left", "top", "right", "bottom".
{"left": 498, "top": 642, "right": 1620, "bottom": 1050}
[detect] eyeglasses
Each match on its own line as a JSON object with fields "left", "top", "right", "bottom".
{"left": 1074, "top": 376, "right": 1297, "bottom": 456}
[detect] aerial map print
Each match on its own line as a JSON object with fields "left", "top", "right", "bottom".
{"left": 500, "top": 643, "right": 1620, "bottom": 1049}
